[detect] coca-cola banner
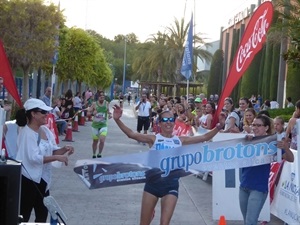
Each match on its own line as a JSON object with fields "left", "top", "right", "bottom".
{"left": 214, "top": 2, "right": 274, "bottom": 124}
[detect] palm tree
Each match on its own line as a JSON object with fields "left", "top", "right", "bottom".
{"left": 131, "top": 17, "right": 212, "bottom": 96}
{"left": 269, "top": 0, "right": 300, "bottom": 64}
{"left": 165, "top": 17, "right": 212, "bottom": 84}
{"left": 268, "top": 0, "right": 300, "bottom": 104}
{"left": 132, "top": 32, "right": 169, "bottom": 96}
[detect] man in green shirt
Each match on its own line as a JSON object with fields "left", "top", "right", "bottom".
{"left": 88, "top": 91, "right": 112, "bottom": 158}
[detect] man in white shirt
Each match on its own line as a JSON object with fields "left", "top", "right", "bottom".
{"left": 41, "top": 87, "right": 51, "bottom": 107}
{"left": 135, "top": 94, "right": 152, "bottom": 136}
{"left": 270, "top": 98, "right": 279, "bottom": 109}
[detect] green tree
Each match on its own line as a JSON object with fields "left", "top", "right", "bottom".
{"left": 57, "top": 27, "right": 111, "bottom": 94}
{"left": 286, "top": 64, "right": 300, "bottom": 102}
{"left": 132, "top": 32, "right": 170, "bottom": 96}
{"left": 0, "top": 0, "right": 64, "bottom": 100}
{"left": 229, "top": 28, "right": 240, "bottom": 104}
{"left": 240, "top": 49, "right": 263, "bottom": 99}
{"left": 257, "top": 45, "right": 267, "bottom": 97}
{"left": 207, "top": 49, "right": 223, "bottom": 96}
{"left": 262, "top": 41, "right": 273, "bottom": 100}
{"left": 270, "top": 43, "right": 281, "bottom": 100}
{"left": 271, "top": 0, "right": 300, "bottom": 64}
{"left": 93, "top": 33, "right": 137, "bottom": 88}
{"left": 269, "top": 0, "right": 300, "bottom": 102}
{"left": 165, "top": 18, "right": 212, "bottom": 84}
{"left": 86, "top": 30, "right": 123, "bottom": 86}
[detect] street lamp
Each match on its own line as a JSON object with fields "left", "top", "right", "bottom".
{"left": 122, "top": 36, "right": 127, "bottom": 94}
{"left": 109, "top": 64, "right": 115, "bottom": 100}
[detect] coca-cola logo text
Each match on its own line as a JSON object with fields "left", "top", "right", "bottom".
{"left": 236, "top": 8, "right": 271, "bottom": 72}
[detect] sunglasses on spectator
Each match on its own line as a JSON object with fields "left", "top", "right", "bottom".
{"left": 34, "top": 109, "right": 48, "bottom": 115}
{"left": 251, "top": 123, "right": 265, "bottom": 127}
{"left": 160, "top": 117, "right": 175, "bottom": 123}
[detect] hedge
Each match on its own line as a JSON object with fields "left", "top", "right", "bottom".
{"left": 267, "top": 107, "right": 295, "bottom": 122}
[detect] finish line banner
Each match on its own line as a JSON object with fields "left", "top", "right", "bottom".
{"left": 74, "top": 135, "right": 278, "bottom": 189}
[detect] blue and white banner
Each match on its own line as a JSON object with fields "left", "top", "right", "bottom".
{"left": 271, "top": 150, "right": 300, "bottom": 224}
{"left": 74, "top": 135, "right": 278, "bottom": 189}
{"left": 180, "top": 13, "right": 193, "bottom": 80}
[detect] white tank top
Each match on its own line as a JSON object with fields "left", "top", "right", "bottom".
{"left": 149, "top": 134, "right": 182, "bottom": 151}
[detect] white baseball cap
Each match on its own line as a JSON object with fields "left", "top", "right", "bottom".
{"left": 24, "top": 98, "right": 52, "bottom": 111}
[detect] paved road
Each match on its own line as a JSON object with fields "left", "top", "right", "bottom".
{"left": 40, "top": 100, "right": 285, "bottom": 225}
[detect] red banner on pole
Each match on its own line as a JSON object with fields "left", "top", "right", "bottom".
{"left": 46, "top": 114, "right": 59, "bottom": 144}
{"left": 213, "top": 2, "right": 274, "bottom": 125}
{"left": 0, "top": 40, "right": 22, "bottom": 107}
{"left": 269, "top": 160, "right": 285, "bottom": 203}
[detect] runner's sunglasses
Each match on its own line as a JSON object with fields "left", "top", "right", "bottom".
{"left": 160, "top": 117, "right": 175, "bottom": 122}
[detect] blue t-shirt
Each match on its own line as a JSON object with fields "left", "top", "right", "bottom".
{"left": 240, "top": 164, "right": 270, "bottom": 193}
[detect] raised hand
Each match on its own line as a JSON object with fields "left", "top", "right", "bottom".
{"left": 113, "top": 104, "right": 123, "bottom": 120}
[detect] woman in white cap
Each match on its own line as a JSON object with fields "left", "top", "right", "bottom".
{"left": 16, "top": 98, "right": 75, "bottom": 223}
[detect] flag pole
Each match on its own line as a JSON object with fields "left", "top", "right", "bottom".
{"left": 186, "top": 79, "right": 189, "bottom": 99}
{"left": 50, "top": 65, "right": 56, "bottom": 107}
{"left": 181, "top": 13, "right": 193, "bottom": 100}
{"left": 50, "top": 0, "right": 60, "bottom": 107}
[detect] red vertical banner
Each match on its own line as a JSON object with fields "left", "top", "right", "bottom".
{"left": 269, "top": 161, "right": 285, "bottom": 203}
{"left": 46, "top": 114, "right": 59, "bottom": 144}
{"left": 213, "top": 2, "right": 274, "bottom": 125}
{"left": 0, "top": 40, "right": 22, "bottom": 107}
